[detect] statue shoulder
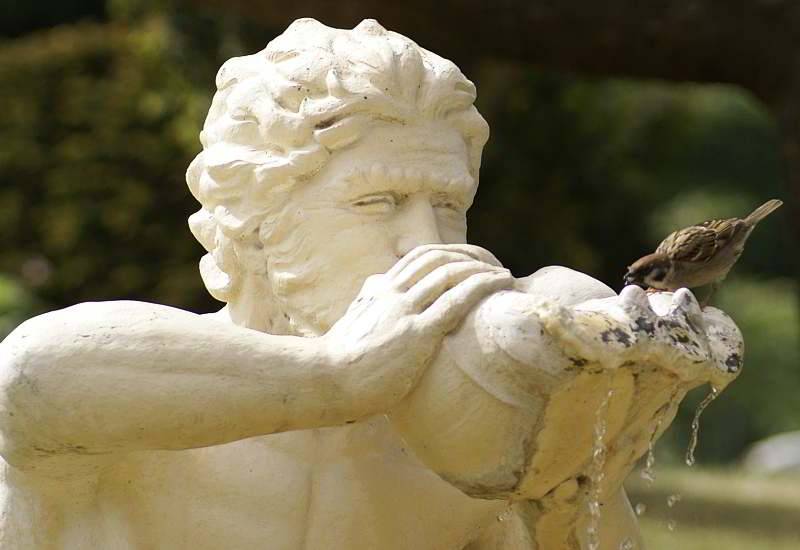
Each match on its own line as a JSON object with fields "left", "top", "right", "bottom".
{"left": 513, "top": 266, "right": 616, "bottom": 306}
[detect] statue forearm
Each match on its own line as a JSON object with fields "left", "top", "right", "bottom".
{"left": 0, "top": 300, "right": 385, "bottom": 475}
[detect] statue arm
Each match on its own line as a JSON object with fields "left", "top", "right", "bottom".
{"left": 0, "top": 293, "right": 477, "bottom": 478}
{"left": 0, "top": 246, "right": 512, "bottom": 478}
{"left": 0, "top": 301, "right": 356, "bottom": 475}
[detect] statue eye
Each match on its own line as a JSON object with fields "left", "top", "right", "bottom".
{"left": 351, "top": 193, "right": 399, "bottom": 214}
{"left": 434, "top": 201, "right": 459, "bottom": 212}
{"left": 433, "top": 197, "right": 464, "bottom": 215}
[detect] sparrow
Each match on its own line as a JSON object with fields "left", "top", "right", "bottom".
{"left": 624, "top": 199, "right": 783, "bottom": 304}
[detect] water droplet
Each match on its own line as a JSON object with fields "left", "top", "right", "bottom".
{"left": 685, "top": 386, "right": 719, "bottom": 466}
{"left": 587, "top": 525, "right": 599, "bottom": 549}
{"left": 619, "top": 539, "right": 635, "bottom": 550}
{"left": 496, "top": 507, "right": 512, "bottom": 522}
{"left": 586, "top": 387, "right": 614, "bottom": 550}
{"left": 667, "top": 493, "right": 682, "bottom": 508}
{"left": 667, "top": 519, "right": 677, "bottom": 532}
{"left": 640, "top": 442, "right": 656, "bottom": 484}
{"left": 635, "top": 502, "right": 646, "bottom": 516}
{"left": 640, "top": 394, "right": 676, "bottom": 484}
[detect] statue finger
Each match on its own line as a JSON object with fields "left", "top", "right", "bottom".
{"left": 418, "top": 270, "right": 513, "bottom": 333}
{"left": 668, "top": 288, "right": 704, "bottom": 330}
{"left": 448, "top": 244, "right": 503, "bottom": 267}
{"left": 406, "top": 261, "right": 508, "bottom": 311}
{"left": 387, "top": 244, "right": 501, "bottom": 278}
{"left": 620, "top": 284, "right": 653, "bottom": 317}
{"left": 391, "top": 250, "right": 477, "bottom": 290}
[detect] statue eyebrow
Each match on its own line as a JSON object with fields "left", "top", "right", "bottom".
{"left": 344, "top": 164, "right": 475, "bottom": 201}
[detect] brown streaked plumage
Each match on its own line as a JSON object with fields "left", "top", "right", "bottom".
{"left": 624, "top": 199, "right": 783, "bottom": 304}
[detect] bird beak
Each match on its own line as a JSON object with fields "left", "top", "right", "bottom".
{"left": 623, "top": 273, "right": 647, "bottom": 289}
{"left": 624, "top": 272, "right": 644, "bottom": 288}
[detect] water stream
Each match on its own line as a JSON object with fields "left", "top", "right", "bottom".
{"left": 636, "top": 396, "right": 675, "bottom": 517}
{"left": 586, "top": 386, "right": 614, "bottom": 550}
{"left": 685, "top": 386, "right": 719, "bottom": 467}
{"left": 640, "top": 418, "right": 661, "bottom": 485}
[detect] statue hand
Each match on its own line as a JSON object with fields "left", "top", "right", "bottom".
{"left": 539, "top": 285, "right": 743, "bottom": 384}
{"left": 322, "top": 244, "right": 513, "bottom": 404}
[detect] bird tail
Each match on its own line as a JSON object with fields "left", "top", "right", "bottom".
{"left": 745, "top": 199, "right": 783, "bottom": 225}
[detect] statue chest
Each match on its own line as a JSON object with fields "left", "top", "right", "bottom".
{"left": 96, "top": 418, "right": 505, "bottom": 550}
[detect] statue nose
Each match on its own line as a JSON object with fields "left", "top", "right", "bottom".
{"left": 395, "top": 197, "right": 443, "bottom": 256}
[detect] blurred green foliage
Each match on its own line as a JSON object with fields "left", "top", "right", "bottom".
{"left": 0, "top": 4, "right": 796, "bottom": 462}
{"left": 472, "top": 64, "right": 790, "bottom": 283}
{"left": 0, "top": 19, "right": 214, "bottom": 312}
{"left": 0, "top": 276, "right": 37, "bottom": 339}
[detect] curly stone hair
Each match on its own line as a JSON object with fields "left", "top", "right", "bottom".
{"left": 186, "top": 18, "right": 489, "bottom": 302}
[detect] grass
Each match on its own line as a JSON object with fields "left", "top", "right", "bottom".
{"left": 639, "top": 518, "right": 800, "bottom": 550}
{"left": 626, "top": 467, "right": 800, "bottom": 549}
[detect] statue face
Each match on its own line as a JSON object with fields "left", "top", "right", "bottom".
{"left": 266, "top": 122, "right": 478, "bottom": 333}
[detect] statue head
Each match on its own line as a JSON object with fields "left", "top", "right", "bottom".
{"left": 187, "top": 18, "right": 489, "bottom": 333}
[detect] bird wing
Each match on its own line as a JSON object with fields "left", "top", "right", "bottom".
{"left": 699, "top": 217, "right": 746, "bottom": 249}
{"left": 656, "top": 225, "right": 719, "bottom": 262}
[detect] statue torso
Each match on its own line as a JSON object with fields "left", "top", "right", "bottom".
{"left": 1, "top": 416, "right": 505, "bottom": 549}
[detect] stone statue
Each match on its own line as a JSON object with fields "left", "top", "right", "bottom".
{"left": 0, "top": 19, "right": 742, "bottom": 549}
